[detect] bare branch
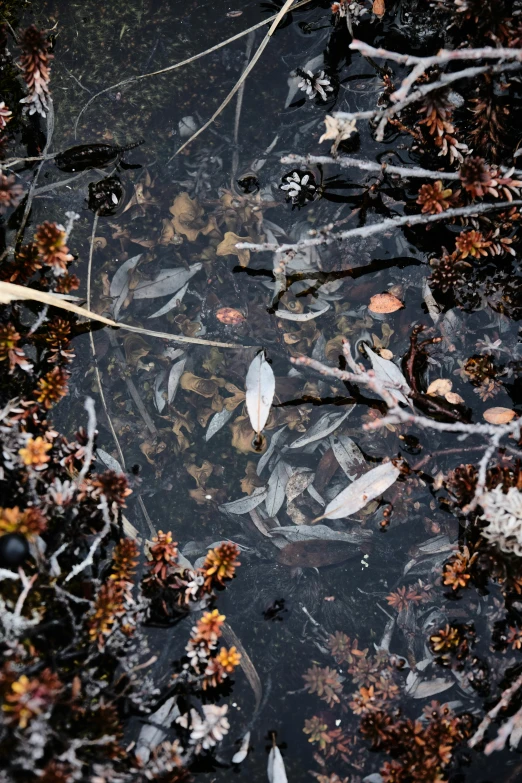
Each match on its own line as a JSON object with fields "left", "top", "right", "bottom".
{"left": 281, "top": 153, "right": 461, "bottom": 180}
{"left": 237, "top": 199, "right": 522, "bottom": 254}
{"left": 469, "top": 671, "right": 522, "bottom": 748}
{"left": 64, "top": 520, "right": 111, "bottom": 583}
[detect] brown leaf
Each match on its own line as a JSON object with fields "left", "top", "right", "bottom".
{"left": 240, "top": 461, "right": 265, "bottom": 495}
{"left": 223, "top": 382, "right": 246, "bottom": 411}
{"left": 180, "top": 372, "right": 225, "bottom": 398}
{"left": 277, "top": 540, "right": 361, "bottom": 568}
{"left": 122, "top": 334, "right": 150, "bottom": 367}
{"left": 483, "top": 407, "right": 517, "bottom": 424}
{"left": 445, "top": 392, "right": 465, "bottom": 405}
{"left": 216, "top": 232, "right": 253, "bottom": 268}
{"left": 230, "top": 415, "right": 267, "bottom": 454}
{"left": 368, "top": 292, "right": 403, "bottom": 314}
{"left": 186, "top": 460, "right": 214, "bottom": 488}
{"left": 159, "top": 218, "right": 182, "bottom": 246}
{"left": 169, "top": 192, "right": 214, "bottom": 242}
{"left": 372, "top": 0, "right": 385, "bottom": 16}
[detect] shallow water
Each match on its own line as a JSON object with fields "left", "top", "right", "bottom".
{"left": 6, "top": 0, "right": 522, "bottom": 780}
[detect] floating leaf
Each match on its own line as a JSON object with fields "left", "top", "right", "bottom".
{"left": 427, "top": 378, "right": 452, "bottom": 396}
{"left": 267, "top": 742, "right": 288, "bottom": 783}
{"left": 133, "top": 264, "right": 202, "bottom": 300}
{"left": 289, "top": 407, "right": 354, "bottom": 449}
{"left": 168, "top": 357, "right": 187, "bottom": 404}
{"left": 219, "top": 486, "right": 267, "bottom": 515}
{"left": 217, "top": 231, "right": 253, "bottom": 267}
{"left": 364, "top": 345, "right": 411, "bottom": 406}
{"left": 206, "top": 408, "right": 234, "bottom": 441}
{"left": 147, "top": 283, "right": 189, "bottom": 319}
{"left": 266, "top": 460, "right": 293, "bottom": 517}
{"left": 110, "top": 254, "right": 142, "bottom": 299}
{"left": 275, "top": 304, "right": 330, "bottom": 321}
{"left": 257, "top": 426, "right": 288, "bottom": 475}
{"left": 316, "top": 462, "right": 400, "bottom": 521}
{"left": 96, "top": 449, "right": 123, "bottom": 474}
{"left": 245, "top": 351, "right": 275, "bottom": 437}
{"left": 445, "top": 391, "right": 465, "bottom": 404}
{"left": 271, "top": 524, "right": 373, "bottom": 546}
{"left": 483, "top": 407, "right": 516, "bottom": 424}
{"left": 330, "top": 435, "right": 366, "bottom": 480}
{"left": 368, "top": 292, "right": 403, "bottom": 313}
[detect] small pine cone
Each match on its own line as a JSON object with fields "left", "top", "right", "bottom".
{"left": 35, "top": 222, "right": 73, "bottom": 276}
{"left": 460, "top": 157, "right": 496, "bottom": 198}
{"left": 18, "top": 26, "right": 53, "bottom": 117}
{"left": 416, "top": 180, "right": 454, "bottom": 214}
{"left": 35, "top": 366, "right": 69, "bottom": 408}
{"left": 429, "top": 252, "right": 470, "bottom": 293}
{"left": 0, "top": 171, "right": 24, "bottom": 214}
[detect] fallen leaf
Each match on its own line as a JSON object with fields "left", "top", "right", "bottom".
{"left": 316, "top": 462, "right": 400, "bottom": 521}
{"left": 230, "top": 415, "right": 267, "bottom": 454}
{"left": 277, "top": 539, "right": 363, "bottom": 568}
{"left": 147, "top": 283, "right": 189, "bottom": 319}
{"left": 219, "top": 486, "right": 267, "bottom": 514}
{"left": 368, "top": 292, "right": 403, "bottom": 313}
{"left": 445, "top": 391, "right": 465, "bottom": 404}
{"left": 380, "top": 348, "right": 393, "bottom": 360}
{"left": 216, "top": 307, "right": 245, "bottom": 325}
{"left": 169, "top": 192, "right": 215, "bottom": 242}
{"left": 133, "top": 264, "right": 202, "bottom": 300}
{"left": 289, "top": 408, "right": 354, "bottom": 449}
{"left": 427, "top": 378, "right": 453, "bottom": 397}
{"left": 364, "top": 345, "right": 411, "bottom": 406}
{"left": 372, "top": 0, "right": 385, "bottom": 16}
{"left": 483, "top": 407, "right": 516, "bottom": 424}
{"left": 206, "top": 408, "right": 234, "bottom": 441}
{"left": 186, "top": 460, "right": 213, "bottom": 488}
{"left": 180, "top": 372, "right": 225, "bottom": 398}
{"left": 217, "top": 231, "right": 253, "bottom": 267}
{"left": 266, "top": 460, "right": 293, "bottom": 517}
{"left": 245, "top": 351, "right": 275, "bottom": 436}
{"left": 232, "top": 731, "right": 251, "bottom": 765}
{"left": 275, "top": 303, "right": 330, "bottom": 321}
{"left": 241, "top": 462, "right": 265, "bottom": 495}
{"left": 168, "top": 357, "right": 187, "bottom": 404}
{"left": 267, "top": 742, "right": 288, "bottom": 783}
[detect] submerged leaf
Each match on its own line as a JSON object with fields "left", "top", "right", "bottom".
{"left": 364, "top": 345, "right": 411, "bottom": 406}
{"left": 217, "top": 231, "right": 253, "bottom": 267}
{"left": 219, "top": 486, "right": 267, "bottom": 515}
{"left": 289, "top": 407, "right": 354, "bottom": 449}
{"left": 368, "top": 292, "right": 403, "bottom": 313}
{"left": 168, "top": 357, "right": 187, "bottom": 404}
{"left": 267, "top": 743, "right": 288, "bottom": 783}
{"left": 317, "top": 462, "right": 400, "bottom": 521}
{"left": 133, "top": 264, "right": 202, "bottom": 300}
{"left": 275, "top": 304, "right": 330, "bottom": 321}
{"left": 245, "top": 351, "right": 275, "bottom": 436}
{"left": 206, "top": 408, "right": 234, "bottom": 441}
{"left": 266, "top": 460, "right": 293, "bottom": 517}
{"left": 277, "top": 539, "right": 362, "bottom": 568}
{"left": 147, "top": 283, "right": 189, "bottom": 319}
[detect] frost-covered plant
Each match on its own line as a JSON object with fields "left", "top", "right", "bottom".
{"left": 480, "top": 486, "right": 522, "bottom": 556}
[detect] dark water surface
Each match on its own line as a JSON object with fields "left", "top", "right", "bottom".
{"left": 10, "top": 0, "right": 522, "bottom": 780}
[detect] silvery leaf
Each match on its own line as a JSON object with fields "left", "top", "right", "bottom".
{"left": 257, "top": 426, "right": 288, "bottom": 476}
{"left": 245, "top": 350, "right": 275, "bottom": 436}
{"left": 364, "top": 345, "right": 411, "bottom": 407}
{"left": 96, "top": 448, "right": 123, "bottom": 474}
{"left": 407, "top": 676, "right": 454, "bottom": 699}
{"left": 271, "top": 524, "right": 372, "bottom": 546}
{"left": 307, "top": 484, "right": 325, "bottom": 506}
{"left": 168, "top": 357, "right": 187, "bottom": 404}
{"left": 330, "top": 434, "right": 366, "bottom": 479}
{"left": 147, "top": 283, "right": 189, "bottom": 319}
{"left": 320, "top": 462, "right": 400, "bottom": 520}
{"left": 286, "top": 468, "right": 314, "bottom": 503}
{"left": 135, "top": 696, "right": 179, "bottom": 764}
{"left": 219, "top": 486, "right": 267, "bottom": 515}
{"left": 232, "top": 731, "right": 251, "bottom": 765}
{"left": 206, "top": 408, "right": 234, "bottom": 441}
{"left": 110, "top": 254, "right": 141, "bottom": 299}
{"left": 154, "top": 370, "right": 167, "bottom": 413}
{"left": 266, "top": 460, "right": 293, "bottom": 517}
{"left": 289, "top": 407, "right": 354, "bottom": 449}
{"left": 133, "top": 264, "right": 202, "bottom": 300}
{"left": 274, "top": 304, "right": 329, "bottom": 321}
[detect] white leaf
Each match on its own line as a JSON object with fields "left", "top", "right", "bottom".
{"left": 307, "top": 484, "right": 325, "bottom": 506}
{"left": 364, "top": 345, "right": 411, "bottom": 406}
{"left": 289, "top": 407, "right": 354, "bottom": 449}
{"left": 206, "top": 408, "right": 234, "bottom": 441}
{"left": 96, "top": 448, "right": 123, "bottom": 474}
{"left": 147, "top": 283, "right": 189, "bottom": 318}
{"left": 245, "top": 351, "right": 275, "bottom": 436}
{"left": 266, "top": 460, "right": 293, "bottom": 517}
{"left": 268, "top": 744, "right": 288, "bottom": 783}
{"left": 219, "top": 486, "right": 268, "bottom": 515}
{"left": 320, "top": 462, "right": 400, "bottom": 520}
{"left": 330, "top": 434, "right": 366, "bottom": 479}
{"left": 274, "top": 304, "right": 330, "bottom": 321}
{"left": 133, "top": 264, "right": 202, "bottom": 300}
{"left": 232, "top": 731, "right": 251, "bottom": 764}
{"left": 408, "top": 678, "right": 454, "bottom": 699}
{"left": 168, "top": 357, "right": 187, "bottom": 404}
